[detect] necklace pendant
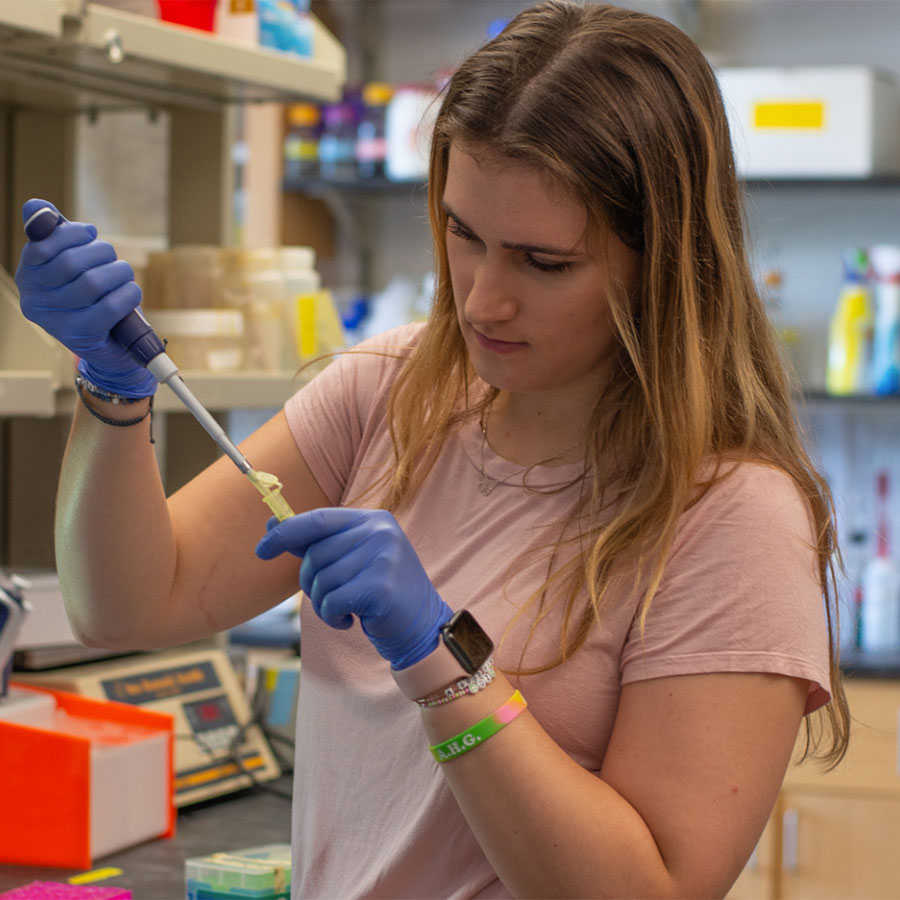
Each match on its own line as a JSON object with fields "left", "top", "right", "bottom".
{"left": 478, "top": 472, "right": 499, "bottom": 496}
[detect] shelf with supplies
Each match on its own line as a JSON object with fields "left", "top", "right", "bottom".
{"left": 0, "top": 0, "right": 345, "bottom": 112}
{"left": 0, "top": 367, "right": 315, "bottom": 418}
{"left": 282, "top": 176, "right": 427, "bottom": 196}
{"left": 0, "top": 369, "right": 313, "bottom": 419}
{"left": 0, "top": 265, "right": 319, "bottom": 418}
{"left": 802, "top": 390, "right": 900, "bottom": 407}
{"left": 284, "top": 175, "right": 900, "bottom": 197}
{"left": 0, "top": 1, "right": 347, "bottom": 421}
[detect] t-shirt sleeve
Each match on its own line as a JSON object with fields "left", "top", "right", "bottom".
{"left": 283, "top": 324, "right": 422, "bottom": 505}
{"left": 620, "top": 463, "right": 832, "bottom": 715}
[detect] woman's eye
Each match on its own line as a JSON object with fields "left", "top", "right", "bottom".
{"left": 525, "top": 256, "right": 574, "bottom": 275}
{"left": 447, "top": 218, "right": 477, "bottom": 242}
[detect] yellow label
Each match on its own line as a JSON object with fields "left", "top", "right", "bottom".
{"left": 231, "top": 0, "right": 255, "bottom": 13}
{"left": 753, "top": 101, "right": 825, "bottom": 129}
{"left": 297, "top": 293, "right": 318, "bottom": 358}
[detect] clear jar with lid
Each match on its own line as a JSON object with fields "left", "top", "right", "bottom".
{"left": 169, "top": 245, "right": 225, "bottom": 310}
{"left": 283, "top": 103, "right": 320, "bottom": 183}
{"left": 142, "top": 251, "right": 173, "bottom": 309}
{"left": 221, "top": 248, "right": 287, "bottom": 371}
{"left": 149, "top": 308, "right": 245, "bottom": 372}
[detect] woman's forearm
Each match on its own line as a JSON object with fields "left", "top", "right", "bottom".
{"left": 420, "top": 672, "right": 678, "bottom": 900}
{"left": 55, "top": 396, "right": 178, "bottom": 649}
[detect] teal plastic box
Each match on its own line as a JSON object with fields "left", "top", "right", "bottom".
{"left": 185, "top": 844, "right": 291, "bottom": 900}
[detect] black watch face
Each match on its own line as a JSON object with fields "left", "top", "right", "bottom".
{"left": 443, "top": 610, "right": 494, "bottom": 673}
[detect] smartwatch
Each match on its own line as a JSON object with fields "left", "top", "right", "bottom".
{"left": 391, "top": 609, "right": 494, "bottom": 701}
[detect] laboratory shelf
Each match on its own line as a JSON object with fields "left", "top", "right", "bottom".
{"left": 0, "top": 372, "right": 58, "bottom": 418}
{"left": 0, "top": 369, "right": 314, "bottom": 418}
{"left": 149, "top": 369, "right": 314, "bottom": 413}
{"left": 0, "top": 0, "right": 345, "bottom": 112}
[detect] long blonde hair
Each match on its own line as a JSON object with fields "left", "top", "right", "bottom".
{"left": 376, "top": 1, "right": 848, "bottom": 767}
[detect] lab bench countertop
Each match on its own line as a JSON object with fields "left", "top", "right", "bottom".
{"left": 0, "top": 777, "right": 293, "bottom": 900}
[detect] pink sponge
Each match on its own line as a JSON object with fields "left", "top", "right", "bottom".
{"left": 0, "top": 884, "right": 131, "bottom": 899}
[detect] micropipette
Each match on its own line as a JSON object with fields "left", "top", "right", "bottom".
{"left": 23, "top": 206, "right": 296, "bottom": 521}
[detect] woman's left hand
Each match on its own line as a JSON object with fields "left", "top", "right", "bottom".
{"left": 256, "top": 508, "right": 452, "bottom": 670}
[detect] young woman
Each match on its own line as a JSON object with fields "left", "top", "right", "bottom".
{"left": 17, "top": 2, "right": 848, "bottom": 897}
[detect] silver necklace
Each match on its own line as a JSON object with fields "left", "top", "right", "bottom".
{"left": 477, "top": 403, "right": 584, "bottom": 496}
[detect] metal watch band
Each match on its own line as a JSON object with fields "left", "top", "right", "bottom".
{"left": 391, "top": 638, "right": 471, "bottom": 701}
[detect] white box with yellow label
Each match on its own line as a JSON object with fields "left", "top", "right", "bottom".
{"left": 716, "top": 66, "right": 900, "bottom": 178}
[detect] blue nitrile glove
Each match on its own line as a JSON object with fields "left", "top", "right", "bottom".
{"left": 256, "top": 508, "right": 453, "bottom": 670}
{"left": 15, "top": 198, "right": 157, "bottom": 397}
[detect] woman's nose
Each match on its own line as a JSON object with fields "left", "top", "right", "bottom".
{"left": 463, "top": 256, "right": 517, "bottom": 324}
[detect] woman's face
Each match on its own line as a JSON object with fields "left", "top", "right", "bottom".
{"left": 443, "top": 143, "right": 640, "bottom": 404}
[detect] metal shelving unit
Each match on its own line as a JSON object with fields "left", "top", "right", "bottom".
{"left": 0, "top": 0, "right": 346, "bottom": 418}
{"left": 0, "top": 0, "right": 345, "bottom": 112}
{"left": 0, "top": 1, "right": 346, "bottom": 566}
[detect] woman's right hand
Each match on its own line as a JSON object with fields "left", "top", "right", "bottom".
{"left": 15, "top": 198, "right": 157, "bottom": 396}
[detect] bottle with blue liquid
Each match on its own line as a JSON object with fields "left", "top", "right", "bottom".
{"left": 868, "top": 244, "right": 900, "bottom": 395}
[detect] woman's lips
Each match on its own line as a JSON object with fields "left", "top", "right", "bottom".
{"left": 472, "top": 329, "right": 529, "bottom": 355}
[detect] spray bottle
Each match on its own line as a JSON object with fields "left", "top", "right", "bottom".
{"left": 868, "top": 245, "right": 900, "bottom": 395}
{"left": 825, "top": 248, "right": 872, "bottom": 395}
{"left": 860, "top": 470, "right": 900, "bottom": 653}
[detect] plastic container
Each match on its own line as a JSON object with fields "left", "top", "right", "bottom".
{"left": 148, "top": 309, "right": 245, "bottom": 371}
{"left": 156, "top": 0, "right": 217, "bottom": 31}
{"left": 279, "top": 246, "right": 321, "bottom": 367}
{"left": 215, "top": 0, "right": 258, "bottom": 45}
{"left": 171, "top": 246, "right": 226, "bottom": 309}
{"left": 318, "top": 102, "right": 358, "bottom": 182}
{"left": 257, "top": 0, "right": 313, "bottom": 57}
{"left": 860, "top": 471, "right": 900, "bottom": 653}
{"left": 385, "top": 84, "right": 439, "bottom": 181}
{"left": 283, "top": 103, "right": 320, "bottom": 183}
{"left": 356, "top": 82, "right": 393, "bottom": 179}
{"left": 221, "top": 249, "right": 287, "bottom": 371}
{"left": 868, "top": 244, "right": 900, "bottom": 395}
{"left": 0, "top": 684, "right": 174, "bottom": 869}
{"left": 186, "top": 843, "right": 291, "bottom": 900}
{"left": 825, "top": 248, "right": 873, "bottom": 395}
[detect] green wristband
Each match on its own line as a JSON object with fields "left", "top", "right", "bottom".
{"left": 430, "top": 690, "right": 527, "bottom": 763}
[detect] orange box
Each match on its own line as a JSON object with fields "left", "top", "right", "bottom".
{"left": 0, "top": 684, "right": 175, "bottom": 869}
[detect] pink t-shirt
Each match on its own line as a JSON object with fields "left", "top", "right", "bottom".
{"left": 283, "top": 323, "right": 831, "bottom": 899}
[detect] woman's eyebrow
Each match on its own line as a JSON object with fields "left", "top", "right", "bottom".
{"left": 441, "top": 199, "right": 580, "bottom": 257}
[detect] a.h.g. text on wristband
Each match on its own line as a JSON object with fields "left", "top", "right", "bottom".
{"left": 429, "top": 689, "right": 527, "bottom": 763}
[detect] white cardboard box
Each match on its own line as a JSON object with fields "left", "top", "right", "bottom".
{"left": 716, "top": 66, "right": 900, "bottom": 178}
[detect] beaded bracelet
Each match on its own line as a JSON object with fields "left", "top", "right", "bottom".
{"left": 75, "top": 374, "right": 148, "bottom": 405}
{"left": 415, "top": 657, "right": 496, "bottom": 708}
{"left": 429, "top": 690, "right": 527, "bottom": 763}
{"left": 75, "top": 377, "right": 155, "bottom": 443}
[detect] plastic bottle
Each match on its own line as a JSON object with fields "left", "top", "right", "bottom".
{"left": 385, "top": 84, "right": 439, "bottom": 182}
{"left": 356, "top": 82, "right": 393, "bottom": 179}
{"left": 825, "top": 248, "right": 873, "bottom": 395}
{"left": 839, "top": 526, "right": 867, "bottom": 653}
{"left": 221, "top": 248, "right": 286, "bottom": 371}
{"left": 860, "top": 470, "right": 900, "bottom": 654}
{"left": 279, "top": 245, "right": 322, "bottom": 366}
{"left": 283, "top": 103, "right": 320, "bottom": 183}
{"left": 318, "top": 102, "right": 358, "bottom": 182}
{"left": 868, "top": 244, "right": 900, "bottom": 395}
{"left": 215, "top": 0, "right": 257, "bottom": 44}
